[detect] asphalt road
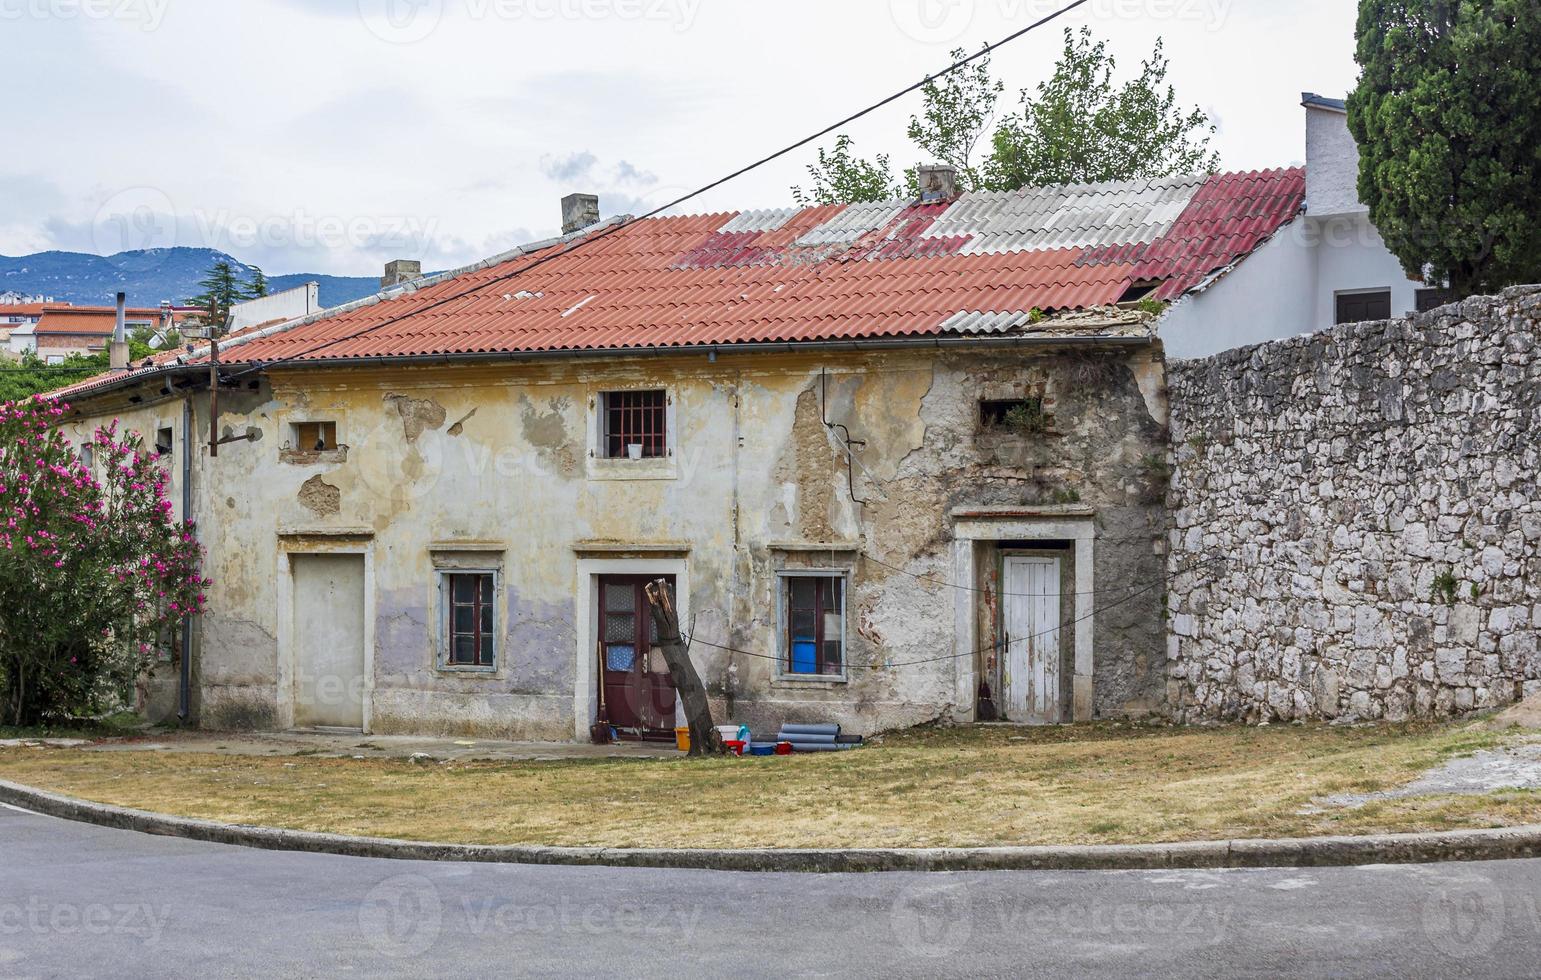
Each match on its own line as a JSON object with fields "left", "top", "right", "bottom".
{"left": 3, "top": 805, "right": 1541, "bottom": 979}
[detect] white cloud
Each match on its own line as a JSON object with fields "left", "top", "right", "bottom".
{"left": 4, "top": 0, "right": 1358, "bottom": 273}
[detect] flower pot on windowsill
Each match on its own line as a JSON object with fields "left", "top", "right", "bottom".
{"left": 626, "top": 444, "right": 644, "bottom": 460}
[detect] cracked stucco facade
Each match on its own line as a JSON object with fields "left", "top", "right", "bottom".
{"left": 63, "top": 342, "right": 1169, "bottom": 739}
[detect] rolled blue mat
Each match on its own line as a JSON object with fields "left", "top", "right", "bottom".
{"left": 778, "top": 733, "right": 838, "bottom": 744}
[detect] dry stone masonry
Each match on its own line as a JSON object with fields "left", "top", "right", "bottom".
{"left": 1165, "top": 286, "right": 1541, "bottom": 723}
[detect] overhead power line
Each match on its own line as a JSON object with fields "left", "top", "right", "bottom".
{"left": 226, "top": 0, "right": 1092, "bottom": 380}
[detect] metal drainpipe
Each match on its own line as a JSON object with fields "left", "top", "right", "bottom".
{"left": 178, "top": 395, "right": 193, "bottom": 723}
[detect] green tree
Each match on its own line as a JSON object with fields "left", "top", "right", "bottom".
{"left": 901, "top": 46, "right": 1006, "bottom": 195}
{"left": 794, "top": 30, "right": 1218, "bottom": 205}
{"left": 983, "top": 28, "right": 1218, "bottom": 190}
{"left": 1347, "top": 0, "right": 1541, "bottom": 297}
{"left": 245, "top": 266, "right": 269, "bottom": 300}
{"left": 792, "top": 135, "right": 901, "bottom": 206}
{"left": 187, "top": 260, "right": 244, "bottom": 334}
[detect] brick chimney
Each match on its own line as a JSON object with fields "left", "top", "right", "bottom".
{"left": 916, "top": 164, "right": 960, "bottom": 203}
{"left": 381, "top": 259, "right": 423, "bottom": 288}
{"left": 109, "top": 291, "right": 130, "bottom": 371}
{"left": 562, "top": 193, "right": 601, "bottom": 235}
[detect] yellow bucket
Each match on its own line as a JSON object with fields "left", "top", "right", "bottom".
{"left": 674, "top": 727, "right": 691, "bottom": 752}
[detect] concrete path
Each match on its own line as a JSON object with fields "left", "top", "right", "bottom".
{"left": 64, "top": 729, "right": 678, "bottom": 762}
{"left": 3, "top": 805, "right": 1541, "bottom": 978}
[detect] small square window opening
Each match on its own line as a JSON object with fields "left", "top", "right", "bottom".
{"left": 155, "top": 426, "right": 174, "bottom": 458}
{"left": 291, "top": 421, "right": 338, "bottom": 452}
{"left": 980, "top": 397, "right": 1049, "bottom": 433}
{"left": 601, "top": 390, "right": 668, "bottom": 459}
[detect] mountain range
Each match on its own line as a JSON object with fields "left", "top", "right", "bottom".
{"left": 0, "top": 247, "right": 383, "bottom": 310}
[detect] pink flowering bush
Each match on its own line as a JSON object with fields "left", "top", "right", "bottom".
{"left": 0, "top": 398, "right": 208, "bottom": 726}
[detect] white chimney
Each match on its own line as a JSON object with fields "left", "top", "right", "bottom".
{"left": 1301, "top": 92, "right": 1365, "bottom": 218}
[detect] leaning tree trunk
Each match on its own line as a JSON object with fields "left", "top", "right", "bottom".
{"left": 644, "top": 580, "right": 724, "bottom": 757}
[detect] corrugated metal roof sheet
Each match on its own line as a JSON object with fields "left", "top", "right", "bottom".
{"left": 53, "top": 168, "right": 1304, "bottom": 398}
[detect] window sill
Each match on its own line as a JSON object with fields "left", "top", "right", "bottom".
{"left": 772, "top": 674, "right": 849, "bottom": 689}
{"left": 435, "top": 665, "right": 499, "bottom": 676}
{"left": 280, "top": 447, "right": 348, "bottom": 466}
{"left": 586, "top": 458, "right": 679, "bottom": 482}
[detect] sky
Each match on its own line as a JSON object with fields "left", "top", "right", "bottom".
{"left": 1, "top": 0, "right": 1361, "bottom": 277}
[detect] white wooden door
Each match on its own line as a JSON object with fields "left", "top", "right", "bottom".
{"left": 292, "top": 554, "right": 366, "bottom": 730}
{"left": 1001, "top": 556, "right": 1062, "bottom": 725}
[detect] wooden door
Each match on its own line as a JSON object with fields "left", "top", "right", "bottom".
{"left": 599, "top": 576, "right": 678, "bottom": 738}
{"left": 1001, "top": 556, "right": 1062, "bottom": 725}
{"left": 292, "top": 554, "right": 366, "bottom": 730}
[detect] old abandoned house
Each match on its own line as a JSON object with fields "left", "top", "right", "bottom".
{"left": 56, "top": 167, "right": 1305, "bottom": 740}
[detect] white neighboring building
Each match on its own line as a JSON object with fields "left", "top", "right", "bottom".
{"left": 1159, "top": 93, "right": 1437, "bottom": 360}
{"left": 227, "top": 281, "right": 320, "bottom": 333}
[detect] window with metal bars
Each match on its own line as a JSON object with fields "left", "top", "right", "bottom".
{"left": 601, "top": 389, "right": 668, "bottom": 459}
{"left": 782, "top": 574, "right": 846, "bottom": 677}
{"left": 443, "top": 572, "right": 496, "bottom": 669}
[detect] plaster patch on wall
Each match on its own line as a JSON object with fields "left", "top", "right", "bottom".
{"left": 297, "top": 475, "right": 341, "bottom": 516}
{"left": 385, "top": 393, "right": 448, "bottom": 442}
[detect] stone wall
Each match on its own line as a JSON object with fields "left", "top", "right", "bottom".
{"left": 1165, "top": 286, "right": 1541, "bottom": 723}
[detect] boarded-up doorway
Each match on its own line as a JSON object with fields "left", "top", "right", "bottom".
{"left": 291, "top": 554, "right": 366, "bottom": 730}
{"left": 1001, "top": 555, "right": 1063, "bottom": 724}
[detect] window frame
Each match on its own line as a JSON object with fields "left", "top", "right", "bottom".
{"left": 586, "top": 385, "right": 679, "bottom": 481}
{"left": 1333, "top": 288, "right": 1392, "bottom": 325}
{"left": 776, "top": 569, "right": 849, "bottom": 681}
{"left": 436, "top": 569, "right": 500, "bottom": 673}
{"left": 598, "top": 388, "right": 671, "bottom": 460}
{"left": 289, "top": 420, "right": 339, "bottom": 453}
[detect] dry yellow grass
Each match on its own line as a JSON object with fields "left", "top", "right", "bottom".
{"left": 1, "top": 722, "right": 1536, "bottom": 848}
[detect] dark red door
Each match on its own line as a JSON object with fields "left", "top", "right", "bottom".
{"left": 599, "top": 576, "right": 678, "bottom": 739}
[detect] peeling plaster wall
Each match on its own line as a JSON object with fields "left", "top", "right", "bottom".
{"left": 1167, "top": 287, "right": 1541, "bottom": 723}
{"left": 68, "top": 342, "right": 1168, "bottom": 739}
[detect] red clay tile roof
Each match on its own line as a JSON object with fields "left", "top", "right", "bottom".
{"left": 36, "top": 306, "right": 164, "bottom": 337}
{"left": 54, "top": 169, "right": 1303, "bottom": 399}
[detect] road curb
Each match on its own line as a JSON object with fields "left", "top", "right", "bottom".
{"left": 5, "top": 778, "right": 1541, "bottom": 873}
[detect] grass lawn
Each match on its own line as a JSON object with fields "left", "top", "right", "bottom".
{"left": 1, "top": 722, "right": 1537, "bottom": 849}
